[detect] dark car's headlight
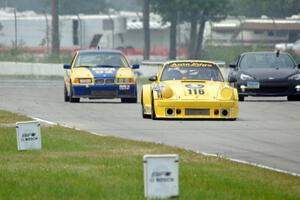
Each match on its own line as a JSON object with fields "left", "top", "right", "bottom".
{"left": 288, "top": 74, "right": 300, "bottom": 81}
{"left": 240, "top": 73, "right": 254, "bottom": 81}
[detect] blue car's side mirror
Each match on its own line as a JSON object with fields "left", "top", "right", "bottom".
{"left": 132, "top": 64, "right": 140, "bottom": 69}
{"left": 63, "top": 64, "right": 71, "bottom": 69}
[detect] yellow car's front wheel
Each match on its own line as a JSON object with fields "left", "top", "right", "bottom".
{"left": 151, "top": 91, "right": 157, "bottom": 120}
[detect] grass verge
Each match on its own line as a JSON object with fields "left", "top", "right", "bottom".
{"left": 0, "top": 110, "right": 299, "bottom": 200}
{"left": 0, "top": 110, "right": 31, "bottom": 124}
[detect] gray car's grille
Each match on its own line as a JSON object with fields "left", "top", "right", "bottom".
{"left": 185, "top": 109, "right": 210, "bottom": 116}
{"left": 95, "top": 78, "right": 115, "bottom": 85}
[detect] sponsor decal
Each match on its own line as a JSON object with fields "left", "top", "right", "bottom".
{"left": 149, "top": 171, "right": 174, "bottom": 183}
{"left": 91, "top": 68, "right": 115, "bottom": 74}
{"left": 185, "top": 84, "right": 205, "bottom": 89}
{"left": 21, "top": 132, "right": 38, "bottom": 142}
{"left": 119, "top": 85, "right": 130, "bottom": 90}
{"left": 171, "top": 62, "right": 213, "bottom": 67}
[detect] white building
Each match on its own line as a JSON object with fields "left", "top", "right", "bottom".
{"left": 0, "top": 8, "right": 171, "bottom": 53}
{"left": 206, "top": 16, "right": 300, "bottom": 46}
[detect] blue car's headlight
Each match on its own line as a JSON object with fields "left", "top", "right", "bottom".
{"left": 288, "top": 74, "right": 300, "bottom": 81}
{"left": 240, "top": 73, "right": 254, "bottom": 81}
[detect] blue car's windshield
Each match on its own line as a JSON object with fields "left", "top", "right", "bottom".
{"left": 74, "top": 53, "right": 130, "bottom": 68}
{"left": 240, "top": 53, "right": 295, "bottom": 69}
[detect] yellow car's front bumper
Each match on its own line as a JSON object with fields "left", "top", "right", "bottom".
{"left": 152, "top": 99, "right": 238, "bottom": 119}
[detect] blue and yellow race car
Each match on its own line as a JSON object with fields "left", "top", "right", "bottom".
{"left": 63, "top": 50, "right": 139, "bottom": 103}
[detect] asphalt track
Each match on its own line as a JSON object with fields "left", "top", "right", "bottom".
{"left": 0, "top": 79, "right": 300, "bottom": 174}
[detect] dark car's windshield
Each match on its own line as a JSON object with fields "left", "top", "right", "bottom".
{"left": 74, "top": 52, "right": 130, "bottom": 68}
{"left": 239, "top": 53, "right": 295, "bottom": 69}
{"left": 160, "top": 62, "right": 224, "bottom": 82}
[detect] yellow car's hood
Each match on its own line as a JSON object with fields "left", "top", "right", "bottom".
{"left": 71, "top": 67, "right": 93, "bottom": 78}
{"left": 160, "top": 80, "right": 229, "bottom": 100}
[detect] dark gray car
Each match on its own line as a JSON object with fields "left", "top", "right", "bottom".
{"left": 228, "top": 51, "right": 300, "bottom": 101}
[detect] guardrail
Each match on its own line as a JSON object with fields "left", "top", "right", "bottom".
{"left": 0, "top": 62, "right": 63, "bottom": 76}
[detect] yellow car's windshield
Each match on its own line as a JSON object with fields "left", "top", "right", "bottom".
{"left": 160, "top": 63, "right": 224, "bottom": 82}
{"left": 74, "top": 52, "right": 130, "bottom": 68}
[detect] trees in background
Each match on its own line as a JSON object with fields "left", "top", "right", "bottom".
{"left": 230, "top": 0, "right": 300, "bottom": 18}
{"left": 180, "top": 0, "right": 230, "bottom": 59}
{"left": 150, "top": 0, "right": 230, "bottom": 59}
{"left": 143, "top": 0, "right": 150, "bottom": 60}
{"left": 58, "top": 0, "right": 108, "bottom": 14}
{"left": 51, "top": 0, "right": 59, "bottom": 56}
{"left": 150, "top": 0, "right": 182, "bottom": 59}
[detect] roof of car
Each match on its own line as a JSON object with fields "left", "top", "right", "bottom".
{"left": 164, "top": 60, "right": 217, "bottom": 65}
{"left": 240, "top": 51, "right": 290, "bottom": 56}
{"left": 77, "top": 49, "right": 123, "bottom": 54}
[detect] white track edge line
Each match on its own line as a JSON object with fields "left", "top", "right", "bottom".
{"left": 200, "top": 152, "right": 300, "bottom": 177}
{"left": 30, "top": 116, "right": 300, "bottom": 177}
{"left": 31, "top": 117, "right": 106, "bottom": 137}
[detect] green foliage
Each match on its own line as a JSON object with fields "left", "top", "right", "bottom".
{"left": 201, "top": 45, "right": 270, "bottom": 65}
{"left": 151, "top": 0, "right": 230, "bottom": 23}
{"left": 0, "top": 50, "right": 73, "bottom": 63}
{"left": 230, "top": 0, "right": 300, "bottom": 17}
{"left": 59, "top": 0, "right": 108, "bottom": 14}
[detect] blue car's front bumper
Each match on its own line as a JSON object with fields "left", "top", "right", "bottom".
{"left": 72, "top": 84, "right": 136, "bottom": 99}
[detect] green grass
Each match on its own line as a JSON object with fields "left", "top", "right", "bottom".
{"left": 0, "top": 50, "right": 73, "bottom": 63}
{"left": 0, "top": 111, "right": 300, "bottom": 200}
{"left": 0, "top": 110, "right": 31, "bottom": 124}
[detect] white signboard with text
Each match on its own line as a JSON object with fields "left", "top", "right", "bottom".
{"left": 16, "top": 121, "right": 41, "bottom": 151}
{"left": 144, "top": 154, "right": 179, "bottom": 199}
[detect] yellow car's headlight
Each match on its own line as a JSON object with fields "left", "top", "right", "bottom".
{"left": 74, "top": 78, "right": 92, "bottom": 84}
{"left": 161, "top": 85, "right": 173, "bottom": 99}
{"left": 117, "top": 78, "right": 134, "bottom": 83}
{"left": 220, "top": 87, "right": 233, "bottom": 100}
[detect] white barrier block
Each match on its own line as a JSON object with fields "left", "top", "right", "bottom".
{"left": 16, "top": 121, "right": 42, "bottom": 151}
{"left": 144, "top": 154, "right": 179, "bottom": 199}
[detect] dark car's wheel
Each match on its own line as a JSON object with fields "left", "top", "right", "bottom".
{"left": 288, "top": 95, "right": 300, "bottom": 101}
{"left": 64, "top": 83, "right": 70, "bottom": 102}
{"left": 238, "top": 95, "right": 245, "bottom": 101}
{"left": 69, "top": 83, "right": 80, "bottom": 103}
{"left": 151, "top": 92, "right": 157, "bottom": 120}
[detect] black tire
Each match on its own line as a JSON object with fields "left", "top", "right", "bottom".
{"left": 238, "top": 95, "right": 245, "bottom": 101}
{"left": 121, "top": 97, "right": 137, "bottom": 103}
{"left": 64, "top": 83, "right": 70, "bottom": 102}
{"left": 287, "top": 95, "right": 300, "bottom": 101}
{"left": 151, "top": 92, "right": 157, "bottom": 120}
{"left": 121, "top": 86, "right": 137, "bottom": 103}
{"left": 69, "top": 83, "right": 80, "bottom": 103}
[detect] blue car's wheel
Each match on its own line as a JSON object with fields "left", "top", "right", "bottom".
{"left": 64, "top": 83, "right": 70, "bottom": 102}
{"left": 69, "top": 83, "right": 80, "bottom": 103}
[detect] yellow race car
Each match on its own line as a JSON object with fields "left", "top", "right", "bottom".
{"left": 141, "top": 60, "right": 239, "bottom": 119}
{"left": 63, "top": 50, "right": 139, "bottom": 103}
